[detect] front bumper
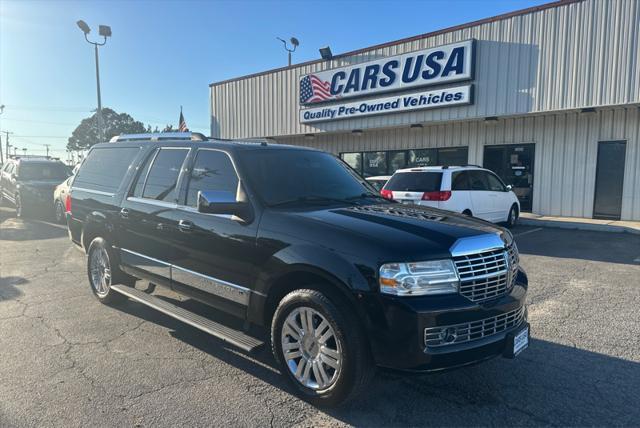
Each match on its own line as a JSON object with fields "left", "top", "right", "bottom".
{"left": 364, "top": 269, "right": 528, "bottom": 372}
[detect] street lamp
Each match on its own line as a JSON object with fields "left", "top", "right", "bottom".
{"left": 277, "top": 36, "right": 299, "bottom": 66}
{"left": 76, "top": 20, "right": 111, "bottom": 142}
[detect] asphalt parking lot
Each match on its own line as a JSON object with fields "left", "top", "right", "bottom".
{"left": 0, "top": 206, "right": 639, "bottom": 427}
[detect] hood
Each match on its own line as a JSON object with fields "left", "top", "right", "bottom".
{"left": 288, "top": 203, "right": 511, "bottom": 261}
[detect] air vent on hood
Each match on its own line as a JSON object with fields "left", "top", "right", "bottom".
{"left": 347, "top": 205, "right": 445, "bottom": 221}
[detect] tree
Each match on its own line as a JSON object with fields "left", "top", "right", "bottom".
{"left": 67, "top": 108, "right": 147, "bottom": 151}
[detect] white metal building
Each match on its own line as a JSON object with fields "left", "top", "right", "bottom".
{"left": 210, "top": 0, "right": 640, "bottom": 221}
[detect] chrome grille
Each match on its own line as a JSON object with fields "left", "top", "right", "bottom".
{"left": 453, "top": 244, "right": 519, "bottom": 303}
{"left": 424, "top": 306, "right": 526, "bottom": 347}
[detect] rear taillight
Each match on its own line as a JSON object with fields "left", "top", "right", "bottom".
{"left": 65, "top": 194, "right": 72, "bottom": 213}
{"left": 421, "top": 191, "right": 451, "bottom": 201}
{"left": 380, "top": 189, "right": 393, "bottom": 200}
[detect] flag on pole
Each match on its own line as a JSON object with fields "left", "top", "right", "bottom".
{"left": 178, "top": 107, "right": 189, "bottom": 132}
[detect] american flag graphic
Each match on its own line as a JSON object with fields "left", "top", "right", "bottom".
{"left": 300, "top": 75, "right": 334, "bottom": 104}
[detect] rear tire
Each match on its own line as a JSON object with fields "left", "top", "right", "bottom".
{"left": 87, "top": 237, "right": 127, "bottom": 305}
{"left": 271, "top": 288, "right": 374, "bottom": 407}
{"left": 54, "top": 200, "right": 65, "bottom": 224}
{"left": 506, "top": 204, "right": 519, "bottom": 228}
{"left": 15, "top": 193, "right": 27, "bottom": 218}
{"left": 462, "top": 209, "right": 472, "bottom": 216}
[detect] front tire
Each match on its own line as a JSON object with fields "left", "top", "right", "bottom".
{"left": 15, "top": 193, "right": 26, "bottom": 218}
{"left": 271, "top": 289, "right": 374, "bottom": 407}
{"left": 87, "top": 237, "right": 127, "bottom": 305}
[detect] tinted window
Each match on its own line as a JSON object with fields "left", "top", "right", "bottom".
{"left": 486, "top": 172, "right": 506, "bottom": 191}
{"left": 238, "top": 150, "right": 370, "bottom": 206}
{"left": 385, "top": 172, "right": 442, "bottom": 192}
{"left": 363, "top": 152, "right": 387, "bottom": 177}
{"left": 452, "top": 171, "right": 471, "bottom": 190}
{"left": 130, "top": 149, "right": 158, "bottom": 198}
{"left": 74, "top": 147, "right": 140, "bottom": 193}
{"left": 468, "top": 171, "right": 489, "bottom": 191}
{"left": 341, "top": 153, "right": 362, "bottom": 174}
{"left": 186, "top": 150, "right": 238, "bottom": 206}
{"left": 18, "top": 163, "right": 69, "bottom": 181}
{"left": 142, "top": 149, "right": 189, "bottom": 202}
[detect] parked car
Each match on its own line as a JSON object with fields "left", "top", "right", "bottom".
{"left": 381, "top": 166, "right": 521, "bottom": 227}
{"left": 0, "top": 156, "right": 71, "bottom": 218}
{"left": 365, "top": 175, "right": 391, "bottom": 191}
{"left": 53, "top": 175, "right": 74, "bottom": 223}
{"left": 67, "top": 133, "right": 529, "bottom": 406}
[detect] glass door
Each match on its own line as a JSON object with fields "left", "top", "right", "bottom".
{"left": 483, "top": 144, "right": 535, "bottom": 212}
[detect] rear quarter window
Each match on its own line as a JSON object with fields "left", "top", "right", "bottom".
{"left": 74, "top": 146, "right": 141, "bottom": 193}
{"left": 384, "top": 172, "right": 442, "bottom": 192}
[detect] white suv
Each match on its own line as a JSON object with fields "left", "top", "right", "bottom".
{"left": 381, "top": 166, "right": 520, "bottom": 227}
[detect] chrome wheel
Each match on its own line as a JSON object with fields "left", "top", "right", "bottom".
{"left": 89, "top": 246, "right": 111, "bottom": 297}
{"left": 281, "top": 307, "right": 342, "bottom": 390}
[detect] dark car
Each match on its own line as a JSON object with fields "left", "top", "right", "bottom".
{"left": 0, "top": 156, "right": 71, "bottom": 218}
{"left": 67, "top": 133, "right": 529, "bottom": 406}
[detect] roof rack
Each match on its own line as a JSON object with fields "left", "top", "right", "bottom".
{"left": 110, "top": 132, "right": 208, "bottom": 143}
{"left": 8, "top": 154, "right": 59, "bottom": 161}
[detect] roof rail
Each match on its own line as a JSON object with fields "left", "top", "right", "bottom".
{"left": 8, "top": 154, "right": 58, "bottom": 160}
{"left": 110, "top": 132, "right": 208, "bottom": 143}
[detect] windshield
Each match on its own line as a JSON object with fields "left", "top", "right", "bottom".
{"left": 238, "top": 149, "right": 374, "bottom": 206}
{"left": 19, "top": 163, "right": 70, "bottom": 181}
{"left": 384, "top": 172, "right": 442, "bottom": 192}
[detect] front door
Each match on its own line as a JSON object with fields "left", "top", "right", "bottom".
{"left": 484, "top": 144, "right": 535, "bottom": 211}
{"left": 593, "top": 141, "right": 626, "bottom": 220}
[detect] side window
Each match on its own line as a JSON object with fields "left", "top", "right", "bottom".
{"left": 142, "top": 149, "right": 189, "bottom": 202}
{"left": 129, "top": 149, "right": 158, "bottom": 198}
{"left": 452, "top": 171, "right": 470, "bottom": 190}
{"left": 74, "top": 147, "right": 140, "bottom": 193}
{"left": 486, "top": 172, "right": 506, "bottom": 192}
{"left": 185, "top": 150, "right": 238, "bottom": 207}
{"left": 468, "top": 171, "right": 489, "bottom": 191}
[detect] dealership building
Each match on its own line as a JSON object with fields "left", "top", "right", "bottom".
{"left": 210, "top": 0, "right": 640, "bottom": 221}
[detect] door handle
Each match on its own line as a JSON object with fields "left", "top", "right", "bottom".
{"left": 120, "top": 208, "right": 129, "bottom": 219}
{"left": 178, "top": 219, "right": 193, "bottom": 232}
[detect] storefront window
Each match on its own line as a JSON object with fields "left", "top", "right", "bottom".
{"left": 363, "top": 152, "right": 387, "bottom": 177}
{"left": 388, "top": 151, "right": 407, "bottom": 174}
{"left": 341, "top": 152, "right": 362, "bottom": 174}
{"left": 408, "top": 149, "right": 437, "bottom": 167}
{"left": 437, "top": 147, "right": 468, "bottom": 166}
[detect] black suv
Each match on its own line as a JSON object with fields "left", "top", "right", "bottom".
{"left": 0, "top": 156, "right": 71, "bottom": 218}
{"left": 67, "top": 133, "right": 529, "bottom": 406}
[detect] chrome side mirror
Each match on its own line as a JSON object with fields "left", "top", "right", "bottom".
{"left": 506, "top": 184, "right": 513, "bottom": 191}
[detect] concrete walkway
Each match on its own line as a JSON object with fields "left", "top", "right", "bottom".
{"left": 519, "top": 213, "right": 640, "bottom": 235}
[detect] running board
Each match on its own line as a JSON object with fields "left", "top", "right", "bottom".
{"left": 110, "top": 284, "right": 264, "bottom": 353}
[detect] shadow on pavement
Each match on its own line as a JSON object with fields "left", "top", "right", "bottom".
{"left": 0, "top": 276, "right": 28, "bottom": 300}
{"left": 112, "top": 295, "right": 640, "bottom": 426}
{"left": 0, "top": 210, "right": 67, "bottom": 242}
{"left": 514, "top": 227, "right": 640, "bottom": 266}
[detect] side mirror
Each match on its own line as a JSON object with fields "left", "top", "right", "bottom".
{"left": 197, "top": 190, "right": 253, "bottom": 221}
{"left": 506, "top": 185, "right": 513, "bottom": 191}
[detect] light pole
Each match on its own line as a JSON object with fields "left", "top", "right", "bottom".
{"left": 76, "top": 20, "right": 111, "bottom": 143}
{"left": 0, "top": 105, "right": 4, "bottom": 164}
{"left": 277, "top": 37, "right": 299, "bottom": 66}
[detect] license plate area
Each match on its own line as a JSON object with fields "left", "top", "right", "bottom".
{"left": 503, "top": 323, "right": 529, "bottom": 358}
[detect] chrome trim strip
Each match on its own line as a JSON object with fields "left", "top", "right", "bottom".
{"left": 171, "top": 265, "right": 250, "bottom": 305}
{"left": 126, "top": 197, "right": 178, "bottom": 209}
{"left": 120, "top": 248, "right": 171, "bottom": 278}
{"left": 119, "top": 247, "right": 255, "bottom": 305}
{"left": 72, "top": 187, "right": 115, "bottom": 197}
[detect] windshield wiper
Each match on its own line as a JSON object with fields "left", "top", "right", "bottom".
{"left": 269, "top": 195, "right": 358, "bottom": 208}
{"left": 345, "top": 192, "right": 391, "bottom": 202}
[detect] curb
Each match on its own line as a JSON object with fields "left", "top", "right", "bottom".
{"left": 518, "top": 217, "right": 640, "bottom": 235}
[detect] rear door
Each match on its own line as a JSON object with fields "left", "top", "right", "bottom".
{"left": 385, "top": 171, "right": 443, "bottom": 206}
{"left": 118, "top": 147, "right": 190, "bottom": 284}
{"left": 467, "top": 170, "right": 495, "bottom": 221}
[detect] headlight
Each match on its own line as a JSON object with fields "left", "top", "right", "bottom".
{"left": 379, "top": 259, "right": 459, "bottom": 296}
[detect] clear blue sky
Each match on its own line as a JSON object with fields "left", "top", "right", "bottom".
{"left": 0, "top": 0, "right": 547, "bottom": 158}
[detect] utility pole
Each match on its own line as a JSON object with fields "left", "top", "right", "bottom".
{"left": 44, "top": 144, "right": 51, "bottom": 158}
{"left": 1, "top": 130, "right": 12, "bottom": 160}
{"left": 0, "top": 105, "right": 4, "bottom": 164}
